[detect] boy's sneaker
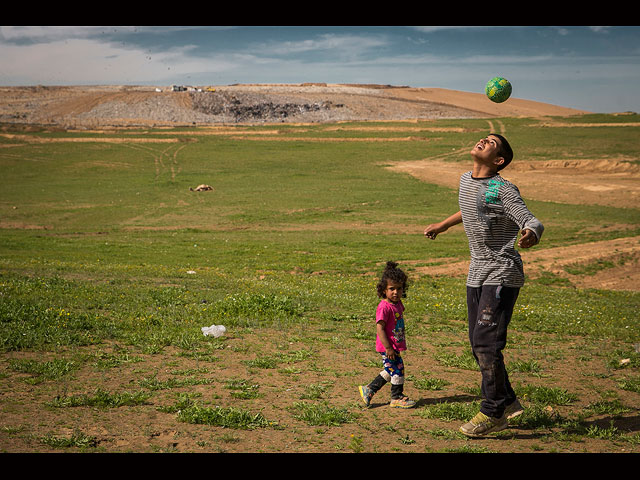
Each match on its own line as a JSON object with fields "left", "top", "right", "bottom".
{"left": 389, "top": 396, "right": 416, "bottom": 409}
{"left": 459, "top": 411, "right": 507, "bottom": 437}
{"left": 504, "top": 398, "right": 524, "bottom": 420}
{"left": 358, "top": 385, "right": 373, "bottom": 407}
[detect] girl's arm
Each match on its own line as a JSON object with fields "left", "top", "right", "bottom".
{"left": 376, "top": 321, "right": 396, "bottom": 360}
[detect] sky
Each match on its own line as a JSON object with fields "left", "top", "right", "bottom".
{"left": 1, "top": 25, "right": 639, "bottom": 113}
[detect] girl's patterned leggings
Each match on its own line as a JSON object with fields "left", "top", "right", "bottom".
{"left": 380, "top": 352, "right": 404, "bottom": 385}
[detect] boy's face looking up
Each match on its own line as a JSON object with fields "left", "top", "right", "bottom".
{"left": 471, "top": 135, "right": 505, "bottom": 171}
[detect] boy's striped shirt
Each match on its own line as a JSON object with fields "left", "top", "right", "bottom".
{"left": 458, "top": 171, "right": 544, "bottom": 287}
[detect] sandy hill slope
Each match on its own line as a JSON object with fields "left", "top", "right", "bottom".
{"left": 389, "top": 87, "right": 591, "bottom": 118}
{"left": 0, "top": 84, "right": 589, "bottom": 128}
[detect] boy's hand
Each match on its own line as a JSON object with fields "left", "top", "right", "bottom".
{"left": 518, "top": 229, "right": 537, "bottom": 248}
{"left": 425, "top": 212, "right": 462, "bottom": 240}
{"left": 385, "top": 348, "right": 397, "bottom": 360}
{"left": 424, "top": 223, "right": 444, "bottom": 240}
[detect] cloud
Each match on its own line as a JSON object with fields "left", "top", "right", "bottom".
{"left": 249, "top": 33, "right": 389, "bottom": 60}
{"left": 588, "top": 26, "right": 611, "bottom": 34}
{"left": 0, "top": 26, "right": 139, "bottom": 44}
{"left": 0, "top": 36, "right": 204, "bottom": 84}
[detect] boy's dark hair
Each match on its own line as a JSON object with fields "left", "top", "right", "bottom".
{"left": 376, "top": 261, "right": 409, "bottom": 299}
{"left": 490, "top": 133, "right": 513, "bottom": 171}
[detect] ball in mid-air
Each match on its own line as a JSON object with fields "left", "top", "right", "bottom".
{"left": 485, "top": 77, "right": 512, "bottom": 103}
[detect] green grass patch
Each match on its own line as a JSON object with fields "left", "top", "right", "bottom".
{"left": 176, "top": 404, "right": 273, "bottom": 429}
{"left": 138, "top": 375, "right": 213, "bottom": 391}
{"left": 8, "top": 357, "right": 77, "bottom": 384}
{"left": 418, "top": 401, "right": 479, "bottom": 422}
{"left": 40, "top": 430, "right": 99, "bottom": 449}
{"left": 224, "top": 379, "right": 261, "bottom": 399}
{"left": 412, "top": 375, "right": 451, "bottom": 391}
{"left": 434, "top": 350, "right": 478, "bottom": 371}
{"left": 289, "top": 401, "right": 356, "bottom": 426}
{"left": 517, "top": 385, "right": 578, "bottom": 406}
{"left": 299, "top": 381, "right": 333, "bottom": 400}
{"left": 48, "top": 388, "right": 152, "bottom": 408}
{"left": 618, "top": 376, "right": 640, "bottom": 393}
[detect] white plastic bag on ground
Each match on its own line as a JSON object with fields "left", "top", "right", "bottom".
{"left": 201, "top": 324, "right": 226, "bottom": 337}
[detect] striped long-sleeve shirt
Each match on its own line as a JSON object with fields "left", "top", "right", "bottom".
{"left": 459, "top": 171, "right": 544, "bottom": 288}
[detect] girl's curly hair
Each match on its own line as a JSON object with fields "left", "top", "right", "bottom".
{"left": 376, "top": 261, "right": 409, "bottom": 299}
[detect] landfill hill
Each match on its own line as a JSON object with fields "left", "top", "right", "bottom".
{"left": 0, "top": 83, "right": 590, "bottom": 129}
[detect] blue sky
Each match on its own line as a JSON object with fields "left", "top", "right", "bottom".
{"left": 1, "top": 26, "right": 639, "bottom": 113}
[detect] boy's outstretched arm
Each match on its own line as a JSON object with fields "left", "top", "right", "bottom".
{"left": 424, "top": 211, "right": 462, "bottom": 240}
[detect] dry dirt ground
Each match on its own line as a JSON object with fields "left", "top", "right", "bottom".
{"left": 2, "top": 326, "right": 638, "bottom": 454}
{"left": 1, "top": 84, "right": 638, "bottom": 454}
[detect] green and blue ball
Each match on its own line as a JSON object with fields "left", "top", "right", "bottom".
{"left": 485, "top": 77, "right": 512, "bottom": 103}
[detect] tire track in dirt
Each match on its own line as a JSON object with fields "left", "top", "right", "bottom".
{"left": 486, "top": 118, "right": 506, "bottom": 135}
{"left": 120, "top": 141, "right": 188, "bottom": 182}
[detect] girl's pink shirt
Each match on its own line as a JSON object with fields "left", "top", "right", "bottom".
{"left": 375, "top": 299, "right": 407, "bottom": 353}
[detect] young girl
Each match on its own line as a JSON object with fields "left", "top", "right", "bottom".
{"left": 358, "top": 261, "right": 416, "bottom": 409}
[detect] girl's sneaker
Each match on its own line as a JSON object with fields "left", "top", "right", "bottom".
{"left": 358, "top": 385, "right": 373, "bottom": 407}
{"left": 389, "top": 396, "right": 416, "bottom": 409}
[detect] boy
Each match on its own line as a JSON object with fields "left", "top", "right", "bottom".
{"left": 424, "top": 133, "right": 544, "bottom": 437}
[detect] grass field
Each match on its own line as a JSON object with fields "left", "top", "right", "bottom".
{"left": 1, "top": 115, "right": 639, "bottom": 453}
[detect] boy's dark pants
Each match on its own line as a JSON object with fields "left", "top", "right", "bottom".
{"left": 467, "top": 285, "right": 519, "bottom": 419}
